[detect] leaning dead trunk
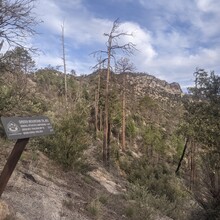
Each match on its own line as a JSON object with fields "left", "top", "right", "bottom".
{"left": 175, "top": 137, "right": 189, "bottom": 174}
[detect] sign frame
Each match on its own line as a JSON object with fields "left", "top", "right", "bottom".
{"left": 1, "top": 116, "right": 54, "bottom": 140}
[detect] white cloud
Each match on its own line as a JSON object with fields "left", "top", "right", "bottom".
{"left": 133, "top": 0, "right": 220, "bottom": 83}
{"left": 35, "top": 0, "right": 112, "bottom": 46}
{"left": 66, "top": 17, "right": 112, "bottom": 45}
{"left": 32, "top": 0, "right": 220, "bottom": 89}
{"left": 34, "top": 0, "right": 62, "bottom": 32}
{"left": 196, "top": 0, "right": 220, "bottom": 12}
{"left": 119, "top": 22, "right": 157, "bottom": 60}
{"left": 139, "top": 46, "right": 220, "bottom": 84}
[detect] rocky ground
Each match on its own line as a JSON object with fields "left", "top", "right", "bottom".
{"left": 0, "top": 140, "right": 130, "bottom": 220}
{"left": 0, "top": 139, "right": 174, "bottom": 220}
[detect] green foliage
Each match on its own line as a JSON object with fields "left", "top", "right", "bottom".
{"left": 142, "top": 125, "right": 165, "bottom": 154}
{"left": 124, "top": 205, "right": 135, "bottom": 218}
{"left": 120, "top": 139, "right": 190, "bottom": 219}
{"left": 33, "top": 66, "right": 79, "bottom": 102}
{"left": 131, "top": 113, "right": 143, "bottom": 126}
{"left": 126, "top": 184, "right": 155, "bottom": 218}
{"left": 110, "top": 141, "right": 120, "bottom": 162}
{"left": 0, "top": 48, "right": 48, "bottom": 116}
{"left": 126, "top": 183, "right": 188, "bottom": 220}
{"left": 34, "top": 67, "right": 65, "bottom": 96}
{"left": 0, "top": 79, "right": 47, "bottom": 116}
{"left": 98, "top": 194, "right": 108, "bottom": 205}
{"left": 0, "top": 85, "right": 13, "bottom": 113}
{"left": 138, "top": 95, "right": 160, "bottom": 123}
{"left": 139, "top": 95, "right": 158, "bottom": 110}
{"left": 185, "top": 69, "right": 220, "bottom": 146}
{"left": 184, "top": 69, "right": 220, "bottom": 218}
{"left": 3, "top": 47, "right": 35, "bottom": 74}
{"left": 36, "top": 111, "right": 90, "bottom": 170}
{"left": 170, "top": 133, "right": 185, "bottom": 162}
{"left": 87, "top": 198, "right": 102, "bottom": 218}
{"left": 24, "top": 96, "right": 48, "bottom": 113}
{"left": 126, "top": 158, "right": 180, "bottom": 201}
{"left": 126, "top": 118, "right": 136, "bottom": 140}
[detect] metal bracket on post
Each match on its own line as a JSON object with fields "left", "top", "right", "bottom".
{"left": 0, "top": 138, "right": 29, "bottom": 197}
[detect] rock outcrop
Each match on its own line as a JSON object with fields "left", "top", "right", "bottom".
{"left": 125, "top": 72, "right": 182, "bottom": 101}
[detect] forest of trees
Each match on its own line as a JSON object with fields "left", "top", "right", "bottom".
{"left": 0, "top": 0, "right": 220, "bottom": 219}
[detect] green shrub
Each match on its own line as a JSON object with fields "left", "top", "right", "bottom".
{"left": 98, "top": 194, "right": 108, "bottom": 205}
{"left": 127, "top": 183, "right": 188, "bottom": 220}
{"left": 87, "top": 198, "right": 102, "bottom": 218}
{"left": 125, "top": 184, "right": 154, "bottom": 220}
{"left": 127, "top": 158, "right": 186, "bottom": 202}
{"left": 126, "top": 118, "right": 136, "bottom": 140}
{"left": 36, "top": 112, "right": 90, "bottom": 170}
{"left": 110, "top": 142, "right": 120, "bottom": 162}
{"left": 125, "top": 206, "right": 134, "bottom": 218}
{"left": 121, "top": 156, "right": 190, "bottom": 219}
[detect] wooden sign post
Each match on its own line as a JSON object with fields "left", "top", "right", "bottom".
{"left": 0, "top": 116, "right": 54, "bottom": 197}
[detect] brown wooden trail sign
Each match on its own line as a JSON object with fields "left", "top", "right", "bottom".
{"left": 0, "top": 116, "right": 54, "bottom": 197}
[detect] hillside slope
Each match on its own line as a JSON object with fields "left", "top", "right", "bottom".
{"left": 0, "top": 70, "right": 194, "bottom": 220}
{"left": 0, "top": 140, "right": 174, "bottom": 220}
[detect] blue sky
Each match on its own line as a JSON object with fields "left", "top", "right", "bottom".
{"left": 31, "top": 0, "right": 220, "bottom": 90}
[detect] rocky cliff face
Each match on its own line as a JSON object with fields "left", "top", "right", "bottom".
{"left": 87, "top": 71, "right": 182, "bottom": 101}
{"left": 125, "top": 72, "right": 182, "bottom": 101}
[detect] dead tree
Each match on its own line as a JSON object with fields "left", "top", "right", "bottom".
{"left": 0, "top": 0, "right": 39, "bottom": 52}
{"left": 175, "top": 137, "right": 189, "bottom": 174}
{"left": 92, "top": 18, "right": 136, "bottom": 166}
{"left": 61, "top": 22, "right": 68, "bottom": 107}
{"left": 116, "top": 57, "right": 135, "bottom": 151}
{"left": 93, "top": 58, "right": 103, "bottom": 137}
{"left": 190, "top": 139, "right": 196, "bottom": 190}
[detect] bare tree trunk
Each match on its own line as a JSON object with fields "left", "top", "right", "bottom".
{"left": 116, "top": 58, "right": 135, "bottom": 151}
{"left": 107, "top": 121, "right": 111, "bottom": 166}
{"left": 95, "top": 69, "right": 101, "bottom": 137}
{"left": 95, "top": 91, "right": 98, "bottom": 136}
{"left": 190, "top": 140, "right": 195, "bottom": 190}
{"left": 100, "top": 108, "right": 103, "bottom": 132}
{"left": 0, "top": 40, "right": 4, "bottom": 52}
{"left": 103, "top": 40, "right": 111, "bottom": 166}
{"left": 61, "top": 23, "right": 68, "bottom": 107}
{"left": 92, "top": 19, "right": 136, "bottom": 167}
{"left": 121, "top": 73, "right": 126, "bottom": 151}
